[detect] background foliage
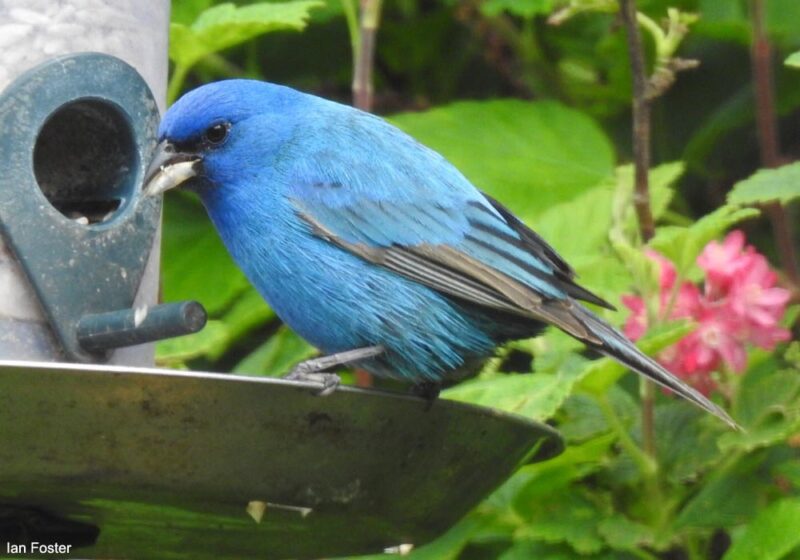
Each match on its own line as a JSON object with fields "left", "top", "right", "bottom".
{"left": 161, "top": 1, "right": 800, "bottom": 558}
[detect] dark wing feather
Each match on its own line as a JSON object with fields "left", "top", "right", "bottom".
{"left": 475, "top": 195, "right": 616, "bottom": 310}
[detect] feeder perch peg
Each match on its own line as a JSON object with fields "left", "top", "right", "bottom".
{"left": 77, "top": 301, "right": 208, "bottom": 354}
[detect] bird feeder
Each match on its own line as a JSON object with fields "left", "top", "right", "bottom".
{"left": 0, "top": 2, "right": 562, "bottom": 558}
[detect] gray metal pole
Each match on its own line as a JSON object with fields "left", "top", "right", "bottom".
{"left": 0, "top": 0, "right": 170, "bottom": 365}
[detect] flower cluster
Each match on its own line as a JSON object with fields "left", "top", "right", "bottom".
{"left": 622, "top": 230, "right": 792, "bottom": 395}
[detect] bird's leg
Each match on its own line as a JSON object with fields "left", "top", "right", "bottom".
{"left": 285, "top": 345, "right": 384, "bottom": 396}
{"left": 410, "top": 380, "right": 441, "bottom": 410}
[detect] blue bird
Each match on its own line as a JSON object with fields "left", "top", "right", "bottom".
{"left": 144, "top": 79, "right": 735, "bottom": 428}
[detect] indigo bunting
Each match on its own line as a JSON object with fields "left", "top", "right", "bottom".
{"left": 144, "top": 80, "right": 735, "bottom": 428}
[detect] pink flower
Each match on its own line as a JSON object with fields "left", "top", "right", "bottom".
{"left": 672, "top": 282, "right": 705, "bottom": 320}
{"left": 622, "top": 254, "right": 702, "bottom": 341}
{"left": 690, "top": 305, "right": 748, "bottom": 373}
{"left": 697, "top": 230, "right": 750, "bottom": 297}
{"left": 728, "top": 253, "right": 791, "bottom": 331}
{"left": 659, "top": 338, "right": 720, "bottom": 396}
{"left": 622, "top": 230, "right": 792, "bottom": 396}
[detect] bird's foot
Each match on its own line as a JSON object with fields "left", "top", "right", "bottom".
{"left": 284, "top": 370, "right": 341, "bottom": 396}
{"left": 410, "top": 381, "right": 441, "bottom": 410}
{"left": 284, "top": 345, "right": 384, "bottom": 396}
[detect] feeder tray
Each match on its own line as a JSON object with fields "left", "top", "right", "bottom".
{"left": 0, "top": 360, "right": 562, "bottom": 559}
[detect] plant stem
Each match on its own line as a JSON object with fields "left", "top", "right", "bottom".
{"left": 598, "top": 393, "right": 664, "bottom": 533}
{"left": 598, "top": 395, "right": 656, "bottom": 477}
{"left": 750, "top": 0, "right": 779, "bottom": 166}
{"left": 198, "top": 53, "right": 244, "bottom": 79}
{"left": 749, "top": 0, "right": 800, "bottom": 285}
{"left": 340, "top": 0, "right": 360, "bottom": 64}
{"left": 619, "top": 0, "right": 658, "bottom": 464}
{"left": 640, "top": 381, "right": 656, "bottom": 457}
{"left": 620, "top": 0, "right": 655, "bottom": 244}
{"left": 167, "top": 63, "right": 190, "bottom": 106}
{"left": 352, "top": 0, "right": 383, "bottom": 111}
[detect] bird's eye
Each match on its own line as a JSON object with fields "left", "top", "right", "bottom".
{"left": 203, "top": 123, "right": 229, "bottom": 145}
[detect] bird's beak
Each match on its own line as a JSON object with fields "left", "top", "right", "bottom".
{"left": 143, "top": 140, "right": 204, "bottom": 197}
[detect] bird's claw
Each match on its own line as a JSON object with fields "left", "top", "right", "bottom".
{"left": 285, "top": 370, "right": 341, "bottom": 396}
{"left": 283, "top": 346, "right": 383, "bottom": 396}
{"left": 410, "top": 381, "right": 441, "bottom": 411}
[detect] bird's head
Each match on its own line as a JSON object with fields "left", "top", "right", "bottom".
{"left": 143, "top": 79, "right": 302, "bottom": 197}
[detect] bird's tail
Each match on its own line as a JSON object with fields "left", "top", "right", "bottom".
{"left": 573, "top": 305, "right": 740, "bottom": 430}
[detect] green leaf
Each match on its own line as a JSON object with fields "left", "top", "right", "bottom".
{"left": 533, "top": 161, "right": 681, "bottom": 267}
{"left": 609, "top": 231, "right": 661, "bottom": 303}
{"left": 735, "top": 368, "right": 800, "bottom": 428}
{"left": 510, "top": 434, "right": 616, "bottom": 505}
{"left": 442, "top": 354, "right": 588, "bottom": 421}
{"left": 558, "top": 386, "right": 637, "bottom": 443}
{"left": 513, "top": 491, "right": 607, "bottom": 554}
{"left": 728, "top": 162, "right": 800, "bottom": 206}
{"left": 477, "top": 436, "right": 617, "bottom": 559}
{"left": 787, "top": 340, "right": 800, "bottom": 369}
{"left": 161, "top": 193, "right": 249, "bottom": 315}
{"left": 171, "top": 0, "right": 214, "bottom": 25}
{"left": 169, "top": 1, "right": 321, "bottom": 69}
{"left": 724, "top": 498, "right": 800, "bottom": 560}
{"left": 696, "top": 0, "right": 800, "bottom": 47}
{"left": 233, "top": 325, "right": 315, "bottom": 376}
{"left": 694, "top": 0, "right": 750, "bottom": 44}
{"left": 676, "top": 370, "right": 800, "bottom": 527}
{"left": 650, "top": 402, "right": 727, "bottom": 484}
{"left": 213, "top": 289, "right": 275, "bottom": 355}
{"left": 674, "top": 469, "right": 762, "bottom": 529}
{"left": 604, "top": 396, "right": 729, "bottom": 489}
{"left": 480, "top": 0, "right": 556, "bottom": 19}
{"left": 155, "top": 290, "right": 274, "bottom": 366}
{"left": 786, "top": 51, "right": 800, "bottom": 68}
{"left": 390, "top": 100, "right": 615, "bottom": 219}
{"left": 764, "top": 0, "right": 800, "bottom": 47}
{"left": 533, "top": 183, "right": 616, "bottom": 262}
{"left": 194, "top": 289, "right": 276, "bottom": 362}
{"left": 558, "top": 393, "right": 612, "bottom": 442}
{"left": 719, "top": 369, "right": 800, "bottom": 454}
{"left": 649, "top": 204, "right": 760, "bottom": 277}
{"left": 155, "top": 320, "right": 230, "bottom": 364}
{"left": 403, "top": 516, "right": 484, "bottom": 560}
{"left": 597, "top": 515, "right": 654, "bottom": 552}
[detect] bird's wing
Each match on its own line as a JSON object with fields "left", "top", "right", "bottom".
{"left": 290, "top": 182, "right": 613, "bottom": 342}
{"left": 282, "top": 109, "right": 737, "bottom": 429}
